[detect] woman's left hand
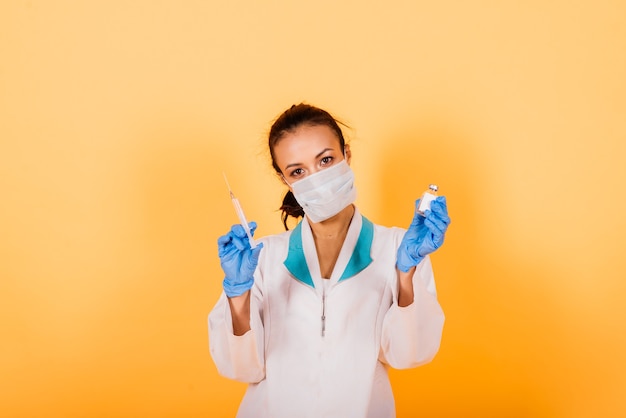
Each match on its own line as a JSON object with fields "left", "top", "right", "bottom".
{"left": 396, "top": 196, "right": 451, "bottom": 272}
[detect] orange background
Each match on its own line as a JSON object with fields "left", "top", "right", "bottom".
{"left": 2, "top": 1, "right": 625, "bottom": 417}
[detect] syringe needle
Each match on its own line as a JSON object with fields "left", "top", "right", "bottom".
{"left": 222, "top": 172, "right": 257, "bottom": 249}
{"left": 223, "top": 172, "right": 235, "bottom": 199}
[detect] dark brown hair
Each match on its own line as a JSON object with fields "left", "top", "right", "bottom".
{"left": 268, "top": 103, "right": 347, "bottom": 230}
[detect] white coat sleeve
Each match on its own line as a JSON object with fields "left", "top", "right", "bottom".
{"left": 379, "top": 256, "right": 445, "bottom": 369}
{"left": 208, "top": 280, "right": 266, "bottom": 383}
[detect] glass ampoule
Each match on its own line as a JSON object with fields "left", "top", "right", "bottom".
{"left": 417, "top": 184, "right": 438, "bottom": 216}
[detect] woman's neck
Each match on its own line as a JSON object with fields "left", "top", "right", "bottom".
{"left": 308, "top": 204, "right": 355, "bottom": 241}
{"left": 308, "top": 205, "right": 356, "bottom": 279}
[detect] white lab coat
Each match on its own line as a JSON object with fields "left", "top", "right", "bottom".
{"left": 208, "top": 209, "right": 444, "bottom": 418}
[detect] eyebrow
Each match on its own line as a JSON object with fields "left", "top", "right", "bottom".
{"left": 284, "top": 148, "right": 334, "bottom": 170}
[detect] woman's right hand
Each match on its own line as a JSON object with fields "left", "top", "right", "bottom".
{"left": 218, "top": 222, "right": 263, "bottom": 298}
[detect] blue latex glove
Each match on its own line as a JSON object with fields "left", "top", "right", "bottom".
{"left": 218, "top": 222, "right": 264, "bottom": 297}
{"left": 396, "top": 196, "right": 451, "bottom": 272}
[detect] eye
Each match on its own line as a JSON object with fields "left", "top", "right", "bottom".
{"left": 289, "top": 167, "right": 305, "bottom": 178}
{"left": 320, "top": 156, "right": 334, "bottom": 166}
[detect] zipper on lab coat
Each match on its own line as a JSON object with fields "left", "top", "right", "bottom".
{"left": 321, "top": 289, "right": 326, "bottom": 337}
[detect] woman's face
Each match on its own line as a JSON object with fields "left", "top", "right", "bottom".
{"left": 273, "top": 124, "right": 351, "bottom": 187}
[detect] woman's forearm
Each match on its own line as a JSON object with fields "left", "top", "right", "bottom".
{"left": 227, "top": 291, "right": 252, "bottom": 335}
{"left": 397, "top": 266, "right": 416, "bottom": 307}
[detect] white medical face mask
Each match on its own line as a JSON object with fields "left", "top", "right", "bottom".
{"left": 289, "top": 159, "right": 357, "bottom": 223}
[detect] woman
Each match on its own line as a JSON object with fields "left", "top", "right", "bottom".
{"left": 209, "top": 104, "right": 450, "bottom": 418}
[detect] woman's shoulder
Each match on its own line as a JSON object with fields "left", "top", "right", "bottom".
{"left": 367, "top": 218, "right": 406, "bottom": 235}
{"left": 256, "top": 228, "right": 293, "bottom": 250}
{"left": 375, "top": 224, "right": 405, "bottom": 240}
{"left": 363, "top": 218, "right": 406, "bottom": 249}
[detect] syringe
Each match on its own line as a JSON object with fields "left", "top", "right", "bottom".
{"left": 222, "top": 173, "right": 257, "bottom": 249}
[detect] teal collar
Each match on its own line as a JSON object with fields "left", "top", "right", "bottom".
{"left": 283, "top": 215, "right": 374, "bottom": 288}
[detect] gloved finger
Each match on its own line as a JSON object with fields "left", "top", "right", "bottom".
{"left": 424, "top": 211, "right": 447, "bottom": 236}
{"left": 231, "top": 224, "right": 248, "bottom": 239}
{"left": 232, "top": 223, "right": 258, "bottom": 248}
{"left": 425, "top": 214, "right": 446, "bottom": 247}
{"left": 220, "top": 226, "right": 247, "bottom": 251}
{"left": 217, "top": 232, "right": 232, "bottom": 247}
{"left": 243, "top": 242, "right": 264, "bottom": 270}
{"left": 218, "top": 232, "right": 236, "bottom": 258}
{"left": 425, "top": 207, "right": 449, "bottom": 230}
{"left": 249, "top": 221, "right": 258, "bottom": 236}
{"left": 219, "top": 248, "right": 240, "bottom": 266}
{"left": 428, "top": 226, "right": 445, "bottom": 248}
{"left": 434, "top": 195, "right": 447, "bottom": 206}
{"left": 251, "top": 241, "right": 264, "bottom": 258}
{"left": 230, "top": 231, "right": 248, "bottom": 251}
{"left": 218, "top": 236, "right": 242, "bottom": 260}
{"left": 430, "top": 198, "right": 449, "bottom": 218}
{"left": 430, "top": 198, "right": 451, "bottom": 224}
